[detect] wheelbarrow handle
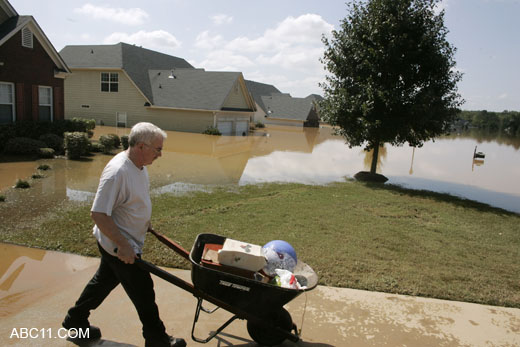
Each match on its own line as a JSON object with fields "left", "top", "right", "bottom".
{"left": 148, "top": 228, "right": 190, "bottom": 261}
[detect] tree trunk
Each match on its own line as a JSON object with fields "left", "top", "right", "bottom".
{"left": 370, "top": 140, "right": 380, "bottom": 174}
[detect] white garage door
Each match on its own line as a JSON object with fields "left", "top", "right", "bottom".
{"left": 236, "top": 121, "right": 249, "bottom": 136}
{"left": 217, "top": 121, "right": 233, "bottom": 136}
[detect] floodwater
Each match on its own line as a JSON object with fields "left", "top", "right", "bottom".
{"left": 0, "top": 125, "right": 519, "bottom": 216}
{"left": 0, "top": 243, "right": 97, "bottom": 318}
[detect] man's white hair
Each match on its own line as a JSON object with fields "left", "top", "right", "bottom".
{"left": 128, "top": 122, "right": 167, "bottom": 147}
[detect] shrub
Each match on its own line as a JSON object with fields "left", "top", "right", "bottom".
{"left": 15, "top": 179, "right": 30, "bottom": 189}
{"left": 0, "top": 195, "right": 5, "bottom": 202}
{"left": 255, "top": 121, "right": 266, "bottom": 128}
{"left": 32, "top": 173, "right": 44, "bottom": 179}
{"left": 89, "top": 142, "right": 104, "bottom": 153}
{"left": 38, "top": 133, "right": 64, "bottom": 153}
{"left": 64, "top": 132, "right": 89, "bottom": 159}
{"left": 107, "top": 134, "right": 121, "bottom": 148}
{"left": 5, "top": 137, "right": 46, "bottom": 155}
{"left": 38, "top": 164, "right": 51, "bottom": 171}
{"left": 121, "top": 135, "right": 129, "bottom": 150}
{"left": 99, "top": 135, "right": 115, "bottom": 154}
{"left": 37, "top": 147, "right": 55, "bottom": 158}
{"left": 202, "top": 126, "right": 222, "bottom": 136}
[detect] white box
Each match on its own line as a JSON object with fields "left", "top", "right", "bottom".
{"left": 217, "top": 238, "right": 266, "bottom": 272}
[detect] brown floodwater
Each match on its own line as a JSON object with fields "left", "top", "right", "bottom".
{"left": 0, "top": 125, "right": 519, "bottom": 216}
{"left": 0, "top": 243, "right": 97, "bottom": 318}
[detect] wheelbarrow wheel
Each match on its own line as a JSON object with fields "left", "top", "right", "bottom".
{"left": 247, "top": 308, "right": 293, "bottom": 346}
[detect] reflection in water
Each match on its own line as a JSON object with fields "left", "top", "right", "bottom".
{"left": 362, "top": 145, "right": 388, "bottom": 173}
{"left": 0, "top": 125, "right": 519, "bottom": 216}
{"left": 0, "top": 243, "right": 97, "bottom": 318}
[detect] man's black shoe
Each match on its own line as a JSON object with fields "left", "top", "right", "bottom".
{"left": 62, "top": 315, "right": 102, "bottom": 341}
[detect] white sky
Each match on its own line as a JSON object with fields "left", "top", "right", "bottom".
{"left": 10, "top": 0, "right": 520, "bottom": 112}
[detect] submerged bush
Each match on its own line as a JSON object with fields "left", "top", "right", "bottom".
{"left": 89, "top": 142, "right": 104, "bottom": 153}
{"left": 0, "top": 195, "right": 5, "bottom": 202}
{"left": 37, "top": 164, "right": 51, "bottom": 171}
{"left": 107, "top": 134, "right": 121, "bottom": 148}
{"left": 64, "top": 132, "right": 89, "bottom": 159}
{"left": 38, "top": 133, "right": 64, "bottom": 153}
{"left": 15, "top": 179, "right": 30, "bottom": 189}
{"left": 121, "top": 135, "right": 129, "bottom": 150}
{"left": 37, "top": 148, "right": 55, "bottom": 158}
{"left": 5, "top": 137, "right": 46, "bottom": 155}
{"left": 99, "top": 135, "right": 115, "bottom": 154}
{"left": 202, "top": 126, "right": 221, "bottom": 136}
{"left": 255, "top": 121, "right": 266, "bottom": 128}
{"left": 32, "top": 173, "right": 44, "bottom": 179}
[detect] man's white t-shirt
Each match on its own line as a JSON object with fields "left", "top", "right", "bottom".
{"left": 91, "top": 151, "right": 152, "bottom": 256}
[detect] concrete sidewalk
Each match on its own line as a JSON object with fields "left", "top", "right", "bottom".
{"left": 1, "top": 245, "right": 519, "bottom": 346}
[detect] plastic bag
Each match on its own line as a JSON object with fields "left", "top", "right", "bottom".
{"left": 274, "top": 269, "right": 306, "bottom": 290}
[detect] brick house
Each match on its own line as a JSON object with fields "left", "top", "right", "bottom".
{"left": 0, "top": 0, "right": 70, "bottom": 124}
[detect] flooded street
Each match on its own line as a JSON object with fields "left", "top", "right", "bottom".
{"left": 0, "top": 125, "right": 519, "bottom": 214}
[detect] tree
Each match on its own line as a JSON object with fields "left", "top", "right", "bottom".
{"left": 320, "top": 0, "right": 463, "bottom": 178}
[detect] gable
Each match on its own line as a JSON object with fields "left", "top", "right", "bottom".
{"left": 222, "top": 76, "right": 256, "bottom": 111}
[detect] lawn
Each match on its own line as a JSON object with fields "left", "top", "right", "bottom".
{"left": 1, "top": 181, "right": 519, "bottom": 308}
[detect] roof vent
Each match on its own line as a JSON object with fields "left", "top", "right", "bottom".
{"left": 168, "top": 70, "right": 176, "bottom": 79}
{"left": 22, "top": 27, "right": 33, "bottom": 48}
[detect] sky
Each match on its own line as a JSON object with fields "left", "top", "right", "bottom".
{"left": 9, "top": 0, "right": 520, "bottom": 112}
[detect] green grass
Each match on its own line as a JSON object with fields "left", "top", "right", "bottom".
{"left": 1, "top": 181, "right": 519, "bottom": 308}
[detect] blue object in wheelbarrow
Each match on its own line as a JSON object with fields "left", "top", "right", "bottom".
{"left": 136, "top": 230, "right": 318, "bottom": 346}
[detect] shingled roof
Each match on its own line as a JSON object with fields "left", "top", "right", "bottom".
{"left": 149, "top": 68, "right": 247, "bottom": 110}
{"left": 245, "top": 80, "right": 282, "bottom": 112}
{"left": 261, "top": 94, "right": 322, "bottom": 121}
{"left": 59, "top": 42, "right": 194, "bottom": 103}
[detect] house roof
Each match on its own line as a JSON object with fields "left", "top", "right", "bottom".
{"left": 0, "top": 12, "right": 70, "bottom": 74}
{"left": 245, "top": 80, "right": 282, "bottom": 112}
{"left": 60, "top": 42, "right": 194, "bottom": 103}
{"left": 261, "top": 94, "right": 321, "bottom": 121}
{"left": 149, "top": 69, "right": 251, "bottom": 111}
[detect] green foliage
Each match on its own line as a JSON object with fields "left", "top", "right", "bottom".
{"left": 89, "top": 142, "right": 104, "bottom": 153}
{"left": 99, "top": 135, "right": 115, "bottom": 154}
{"left": 255, "top": 121, "right": 266, "bottom": 128}
{"left": 0, "top": 119, "right": 94, "bottom": 152}
{"left": 0, "top": 195, "right": 5, "bottom": 202}
{"left": 458, "top": 110, "right": 520, "bottom": 136}
{"left": 37, "top": 164, "right": 51, "bottom": 171}
{"left": 15, "top": 179, "right": 30, "bottom": 189}
{"left": 31, "top": 173, "right": 44, "bottom": 179}
{"left": 320, "top": 0, "right": 463, "bottom": 173}
{"left": 37, "top": 148, "right": 55, "bottom": 159}
{"left": 4, "top": 137, "right": 46, "bottom": 155}
{"left": 64, "top": 132, "right": 89, "bottom": 159}
{"left": 107, "top": 133, "right": 121, "bottom": 148}
{"left": 121, "top": 135, "right": 129, "bottom": 150}
{"left": 202, "top": 126, "right": 222, "bottom": 136}
{"left": 38, "top": 133, "right": 64, "bottom": 154}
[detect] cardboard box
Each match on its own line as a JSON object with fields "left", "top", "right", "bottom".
{"left": 217, "top": 238, "right": 266, "bottom": 272}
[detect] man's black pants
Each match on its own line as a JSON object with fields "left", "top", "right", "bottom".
{"left": 65, "top": 243, "right": 167, "bottom": 341}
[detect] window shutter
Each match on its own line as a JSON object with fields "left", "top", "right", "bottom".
{"left": 53, "top": 87, "right": 63, "bottom": 120}
{"left": 16, "top": 83, "right": 24, "bottom": 121}
{"left": 32, "top": 85, "right": 38, "bottom": 121}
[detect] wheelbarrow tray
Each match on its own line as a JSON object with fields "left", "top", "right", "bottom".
{"left": 190, "top": 233, "right": 316, "bottom": 315}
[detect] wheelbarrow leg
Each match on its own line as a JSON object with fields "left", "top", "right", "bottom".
{"left": 191, "top": 297, "right": 239, "bottom": 343}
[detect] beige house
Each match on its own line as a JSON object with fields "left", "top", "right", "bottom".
{"left": 245, "top": 79, "right": 322, "bottom": 127}
{"left": 59, "top": 42, "right": 256, "bottom": 135}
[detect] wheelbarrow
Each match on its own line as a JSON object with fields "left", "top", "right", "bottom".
{"left": 136, "top": 230, "right": 318, "bottom": 346}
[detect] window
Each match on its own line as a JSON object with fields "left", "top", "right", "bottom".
{"left": 38, "top": 86, "right": 53, "bottom": 121}
{"left": 101, "top": 72, "right": 118, "bottom": 92}
{"left": 0, "top": 82, "right": 15, "bottom": 124}
{"left": 22, "top": 27, "right": 33, "bottom": 48}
